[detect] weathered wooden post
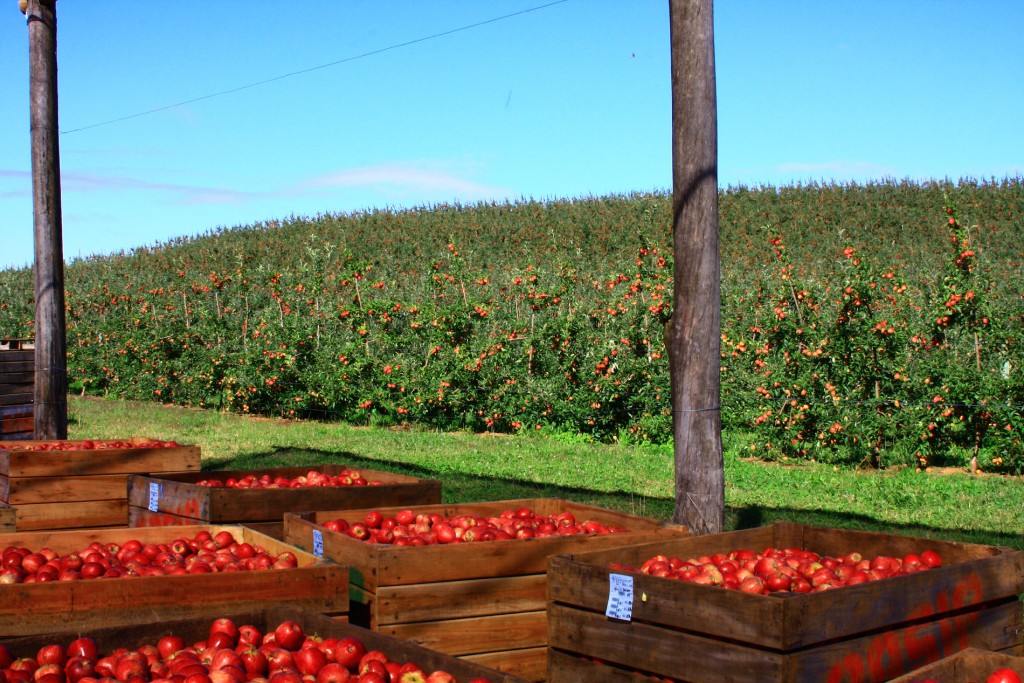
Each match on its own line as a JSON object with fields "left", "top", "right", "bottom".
{"left": 24, "top": 0, "right": 69, "bottom": 439}
{"left": 667, "top": 0, "right": 723, "bottom": 534}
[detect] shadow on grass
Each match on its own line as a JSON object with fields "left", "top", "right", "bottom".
{"left": 208, "top": 446, "right": 1024, "bottom": 551}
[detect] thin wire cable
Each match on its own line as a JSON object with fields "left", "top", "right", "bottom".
{"left": 59, "top": 0, "right": 570, "bottom": 135}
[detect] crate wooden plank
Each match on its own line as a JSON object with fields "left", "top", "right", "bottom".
{"left": 382, "top": 611, "right": 548, "bottom": 657}
{"left": 0, "top": 525, "right": 348, "bottom": 638}
{"left": 0, "top": 415, "right": 33, "bottom": 439}
{"left": 13, "top": 498, "right": 127, "bottom": 530}
{"left": 548, "top": 598, "right": 1023, "bottom": 683}
{"left": 548, "top": 649, "right": 658, "bottom": 683}
{"left": 284, "top": 498, "right": 683, "bottom": 591}
{"left": 888, "top": 647, "right": 1024, "bottom": 682}
{"left": 129, "top": 507, "right": 287, "bottom": 539}
{"left": 0, "top": 422, "right": 33, "bottom": 440}
{"left": 547, "top": 522, "right": 1024, "bottom": 651}
{"left": 0, "top": 472, "right": 131, "bottom": 504}
{"left": 0, "top": 438, "right": 201, "bottom": 477}
{"left": 127, "top": 465, "right": 441, "bottom": 524}
{"left": 0, "top": 606, "right": 526, "bottom": 683}
{"left": 464, "top": 647, "right": 549, "bottom": 683}
{"left": 0, "top": 347, "right": 33, "bottom": 359}
{"left": 0, "top": 502, "right": 14, "bottom": 533}
{"left": 0, "top": 393, "right": 33, "bottom": 407}
{"left": 375, "top": 574, "right": 548, "bottom": 625}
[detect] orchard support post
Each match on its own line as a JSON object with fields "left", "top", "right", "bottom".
{"left": 667, "top": 0, "right": 723, "bottom": 534}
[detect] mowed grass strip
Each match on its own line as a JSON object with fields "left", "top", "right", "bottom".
{"left": 67, "top": 396, "right": 1024, "bottom": 549}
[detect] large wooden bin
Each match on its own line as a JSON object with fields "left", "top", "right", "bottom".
{"left": 0, "top": 524, "right": 348, "bottom": 638}
{"left": 0, "top": 339, "right": 33, "bottom": 441}
{"left": 888, "top": 647, "right": 1024, "bottom": 682}
{"left": 0, "top": 605, "right": 526, "bottom": 683}
{"left": 546, "top": 522, "right": 1024, "bottom": 683}
{"left": 284, "top": 498, "right": 688, "bottom": 682}
{"left": 0, "top": 437, "right": 200, "bottom": 530}
{"left": 128, "top": 465, "right": 442, "bottom": 539}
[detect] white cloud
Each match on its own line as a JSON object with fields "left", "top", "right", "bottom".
{"left": 1, "top": 160, "right": 512, "bottom": 209}
{"left": 300, "top": 162, "right": 510, "bottom": 199}
{"left": 775, "top": 161, "right": 897, "bottom": 178}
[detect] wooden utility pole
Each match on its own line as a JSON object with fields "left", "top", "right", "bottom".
{"left": 667, "top": 0, "right": 723, "bottom": 534}
{"left": 25, "top": 0, "right": 68, "bottom": 439}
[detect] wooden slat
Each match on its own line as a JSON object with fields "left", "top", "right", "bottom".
{"left": 1, "top": 473, "right": 130, "bottom": 504}
{"left": 548, "top": 648, "right": 658, "bottom": 683}
{"left": 0, "top": 502, "right": 14, "bottom": 533}
{"left": 548, "top": 599, "right": 1022, "bottom": 683}
{"left": 374, "top": 574, "right": 548, "bottom": 625}
{"left": 0, "top": 416, "right": 34, "bottom": 436}
{"left": 0, "top": 362, "right": 33, "bottom": 374}
{"left": 13, "top": 499, "right": 128, "bottom": 530}
{"left": 128, "top": 507, "right": 285, "bottom": 540}
{"left": 0, "top": 393, "right": 33, "bottom": 407}
{"left": 888, "top": 647, "right": 1024, "bottom": 682}
{"left": 463, "top": 646, "right": 549, "bottom": 683}
{"left": 380, "top": 610, "right": 548, "bottom": 656}
{"left": 0, "top": 349, "right": 33, "bottom": 361}
{"left": 0, "top": 371, "right": 34, "bottom": 384}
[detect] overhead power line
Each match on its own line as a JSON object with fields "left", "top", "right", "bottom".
{"left": 60, "top": 0, "right": 570, "bottom": 135}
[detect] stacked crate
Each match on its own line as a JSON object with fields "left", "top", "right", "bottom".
{"left": 128, "top": 465, "right": 442, "bottom": 539}
{"left": 0, "top": 438, "right": 200, "bottom": 531}
{"left": 0, "top": 606, "right": 525, "bottom": 683}
{"left": 0, "top": 525, "right": 348, "bottom": 637}
{"left": 0, "top": 339, "right": 33, "bottom": 441}
{"left": 546, "top": 522, "right": 1024, "bottom": 682}
{"left": 284, "top": 498, "right": 690, "bottom": 682}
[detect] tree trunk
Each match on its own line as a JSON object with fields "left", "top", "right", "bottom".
{"left": 668, "top": 0, "right": 723, "bottom": 534}
{"left": 28, "top": 0, "right": 68, "bottom": 440}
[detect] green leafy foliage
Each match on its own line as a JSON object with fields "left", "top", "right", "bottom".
{"left": 1, "top": 179, "right": 1021, "bottom": 469}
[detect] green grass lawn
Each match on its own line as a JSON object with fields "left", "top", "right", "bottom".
{"left": 67, "top": 396, "right": 1024, "bottom": 549}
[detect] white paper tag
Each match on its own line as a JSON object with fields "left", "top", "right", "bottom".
{"left": 312, "top": 529, "right": 324, "bottom": 558}
{"left": 148, "top": 482, "right": 160, "bottom": 512}
{"left": 605, "top": 573, "right": 634, "bottom": 621}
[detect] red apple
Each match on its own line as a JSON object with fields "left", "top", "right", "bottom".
{"left": 332, "top": 639, "right": 365, "bottom": 672}
{"left": 313, "top": 664, "right": 349, "bottom": 683}
{"left": 291, "top": 649, "right": 326, "bottom": 677}
{"left": 273, "top": 622, "right": 306, "bottom": 652}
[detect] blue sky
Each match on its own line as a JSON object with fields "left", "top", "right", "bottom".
{"left": 2, "top": 1, "right": 1022, "bottom": 270}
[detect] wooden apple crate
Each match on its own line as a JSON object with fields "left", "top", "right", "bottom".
{"left": 546, "top": 522, "right": 1024, "bottom": 683}
{"left": 284, "top": 498, "right": 689, "bottom": 683}
{"left": 0, "top": 341, "right": 33, "bottom": 441}
{"left": 0, "top": 524, "right": 348, "bottom": 638}
{"left": 888, "top": 647, "right": 1024, "bottom": 682}
{"left": 0, "top": 605, "right": 527, "bottom": 683}
{"left": 128, "top": 465, "right": 443, "bottom": 539}
{"left": 0, "top": 437, "right": 200, "bottom": 531}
